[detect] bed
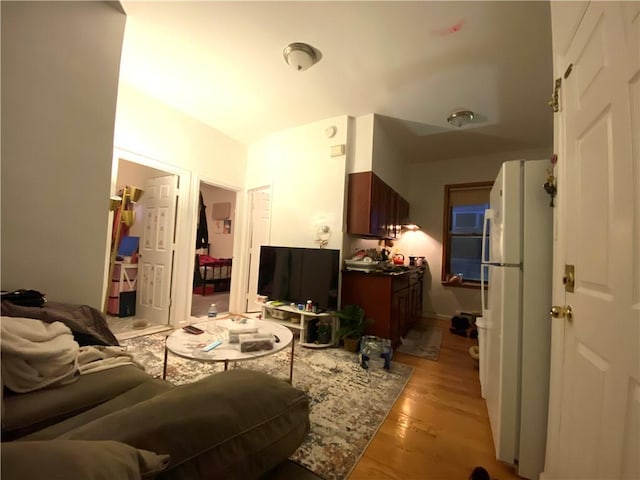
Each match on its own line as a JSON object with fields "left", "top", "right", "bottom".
{"left": 194, "top": 254, "right": 232, "bottom": 295}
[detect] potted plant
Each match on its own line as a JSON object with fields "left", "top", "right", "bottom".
{"left": 336, "top": 304, "right": 370, "bottom": 352}
{"left": 316, "top": 318, "right": 333, "bottom": 345}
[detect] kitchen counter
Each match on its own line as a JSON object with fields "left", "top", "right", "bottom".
{"left": 342, "top": 266, "right": 425, "bottom": 276}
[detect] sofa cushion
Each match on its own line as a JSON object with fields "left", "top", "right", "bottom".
{"left": 23, "top": 377, "right": 172, "bottom": 440}
{"left": 1, "top": 440, "right": 170, "bottom": 479}
{"left": 60, "top": 370, "right": 310, "bottom": 480}
{"left": 2, "top": 365, "right": 156, "bottom": 440}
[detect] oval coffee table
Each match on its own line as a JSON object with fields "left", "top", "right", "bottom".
{"left": 165, "top": 318, "right": 295, "bottom": 383}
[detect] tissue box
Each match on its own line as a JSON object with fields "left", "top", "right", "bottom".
{"left": 227, "top": 325, "right": 258, "bottom": 343}
{"left": 239, "top": 333, "right": 275, "bottom": 352}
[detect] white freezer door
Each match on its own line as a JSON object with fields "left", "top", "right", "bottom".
{"left": 484, "top": 264, "right": 521, "bottom": 466}
{"left": 489, "top": 160, "right": 522, "bottom": 265}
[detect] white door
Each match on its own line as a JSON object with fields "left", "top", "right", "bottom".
{"left": 245, "top": 187, "right": 271, "bottom": 312}
{"left": 546, "top": 2, "right": 639, "bottom": 478}
{"left": 137, "top": 175, "right": 179, "bottom": 325}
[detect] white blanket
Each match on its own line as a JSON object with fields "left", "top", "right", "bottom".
{"left": 1, "top": 316, "right": 79, "bottom": 393}
{"left": 1, "top": 316, "right": 143, "bottom": 393}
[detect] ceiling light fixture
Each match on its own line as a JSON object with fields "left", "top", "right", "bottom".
{"left": 447, "top": 109, "right": 475, "bottom": 127}
{"left": 283, "top": 42, "right": 320, "bottom": 72}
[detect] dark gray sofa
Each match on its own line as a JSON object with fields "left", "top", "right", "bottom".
{"left": 1, "top": 301, "right": 320, "bottom": 479}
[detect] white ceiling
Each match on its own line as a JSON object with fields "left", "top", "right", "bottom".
{"left": 119, "top": 1, "right": 554, "bottom": 163}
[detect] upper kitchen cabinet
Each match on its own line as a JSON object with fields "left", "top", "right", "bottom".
{"left": 347, "top": 171, "right": 409, "bottom": 238}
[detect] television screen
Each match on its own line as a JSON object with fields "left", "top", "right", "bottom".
{"left": 257, "top": 246, "right": 340, "bottom": 311}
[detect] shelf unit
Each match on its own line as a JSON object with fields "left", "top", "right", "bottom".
{"left": 261, "top": 304, "right": 339, "bottom": 348}
{"left": 107, "top": 262, "right": 138, "bottom": 317}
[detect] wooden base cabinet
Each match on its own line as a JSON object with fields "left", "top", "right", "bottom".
{"left": 341, "top": 269, "right": 424, "bottom": 347}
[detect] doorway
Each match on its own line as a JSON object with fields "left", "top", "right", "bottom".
{"left": 191, "top": 181, "right": 237, "bottom": 318}
{"left": 106, "top": 158, "right": 178, "bottom": 340}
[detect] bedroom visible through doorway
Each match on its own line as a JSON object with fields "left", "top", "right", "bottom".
{"left": 191, "top": 181, "right": 236, "bottom": 318}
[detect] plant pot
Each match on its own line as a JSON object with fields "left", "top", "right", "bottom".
{"left": 317, "top": 329, "right": 332, "bottom": 345}
{"left": 343, "top": 336, "right": 360, "bottom": 353}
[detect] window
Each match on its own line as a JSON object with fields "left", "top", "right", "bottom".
{"left": 441, "top": 182, "right": 493, "bottom": 287}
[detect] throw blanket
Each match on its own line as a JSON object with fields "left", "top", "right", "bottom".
{"left": 1, "top": 316, "right": 78, "bottom": 393}
{"left": 1, "top": 300, "right": 119, "bottom": 346}
{"left": 1, "top": 317, "right": 142, "bottom": 393}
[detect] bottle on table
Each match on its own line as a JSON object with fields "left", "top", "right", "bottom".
{"left": 207, "top": 303, "right": 217, "bottom": 334}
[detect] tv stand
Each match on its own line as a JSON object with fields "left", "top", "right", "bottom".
{"left": 261, "top": 303, "right": 339, "bottom": 348}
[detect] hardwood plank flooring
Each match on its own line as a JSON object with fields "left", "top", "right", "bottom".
{"left": 348, "top": 318, "right": 521, "bottom": 480}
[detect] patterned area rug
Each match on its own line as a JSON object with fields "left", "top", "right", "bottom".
{"left": 121, "top": 333, "right": 413, "bottom": 480}
{"left": 396, "top": 321, "right": 443, "bottom": 360}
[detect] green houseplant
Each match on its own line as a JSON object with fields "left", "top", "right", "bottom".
{"left": 316, "top": 318, "right": 333, "bottom": 345}
{"left": 336, "top": 304, "right": 370, "bottom": 352}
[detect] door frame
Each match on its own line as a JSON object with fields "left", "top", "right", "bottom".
{"left": 244, "top": 185, "right": 273, "bottom": 313}
{"left": 193, "top": 172, "right": 245, "bottom": 315}
{"left": 110, "top": 147, "right": 191, "bottom": 327}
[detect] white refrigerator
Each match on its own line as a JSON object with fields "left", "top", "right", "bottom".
{"left": 477, "top": 159, "right": 552, "bottom": 480}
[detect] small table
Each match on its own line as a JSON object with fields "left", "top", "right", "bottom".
{"left": 164, "top": 318, "right": 295, "bottom": 383}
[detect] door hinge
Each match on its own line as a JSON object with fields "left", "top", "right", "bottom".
{"left": 549, "top": 78, "right": 562, "bottom": 112}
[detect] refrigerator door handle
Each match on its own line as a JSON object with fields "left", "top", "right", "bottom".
{"left": 481, "top": 264, "right": 488, "bottom": 314}
{"left": 482, "top": 208, "right": 494, "bottom": 264}
{"left": 481, "top": 209, "right": 494, "bottom": 315}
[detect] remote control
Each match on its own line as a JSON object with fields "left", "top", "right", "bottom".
{"left": 183, "top": 325, "right": 204, "bottom": 335}
{"left": 202, "top": 340, "right": 222, "bottom": 352}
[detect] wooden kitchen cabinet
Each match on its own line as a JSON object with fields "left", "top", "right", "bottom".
{"left": 341, "top": 268, "right": 424, "bottom": 347}
{"left": 347, "top": 171, "right": 409, "bottom": 238}
{"left": 398, "top": 195, "right": 410, "bottom": 226}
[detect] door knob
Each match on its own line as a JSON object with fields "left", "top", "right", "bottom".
{"left": 550, "top": 305, "right": 573, "bottom": 320}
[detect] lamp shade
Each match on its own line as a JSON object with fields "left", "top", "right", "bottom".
{"left": 121, "top": 210, "right": 136, "bottom": 227}
{"left": 126, "top": 186, "right": 144, "bottom": 203}
{"left": 109, "top": 196, "right": 122, "bottom": 211}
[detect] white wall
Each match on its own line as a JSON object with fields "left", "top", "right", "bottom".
{"left": 247, "top": 116, "right": 350, "bottom": 251}
{"left": 349, "top": 114, "right": 375, "bottom": 174}
{"left": 200, "top": 183, "right": 236, "bottom": 258}
{"left": 115, "top": 83, "right": 247, "bottom": 189}
{"left": 114, "top": 82, "right": 247, "bottom": 322}
{"left": 397, "top": 148, "right": 552, "bottom": 318}
{"left": 1, "top": 2, "right": 126, "bottom": 307}
{"left": 371, "top": 114, "right": 410, "bottom": 198}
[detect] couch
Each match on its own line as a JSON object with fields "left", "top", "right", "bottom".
{"left": 1, "top": 301, "right": 320, "bottom": 479}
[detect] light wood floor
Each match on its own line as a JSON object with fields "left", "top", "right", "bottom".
{"left": 348, "top": 318, "right": 521, "bottom": 480}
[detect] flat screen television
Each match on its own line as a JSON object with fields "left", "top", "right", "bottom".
{"left": 257, "top": 246, "right": 340, "bottom": 311}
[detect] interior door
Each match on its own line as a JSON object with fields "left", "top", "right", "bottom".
{"left": 547, "top": 2, "right": 639, "bottom": 478}
{"left": 137, "top": 174, "right": 179, "bottom": 325}
{"left": 245, "top": 187, "right": 271, "bottom": 312}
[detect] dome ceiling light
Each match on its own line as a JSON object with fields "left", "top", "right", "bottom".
{"left": 283, "top": 42, "right": 321, "bottom": 72}
{"left": 447, "top": 109, "right": 475, "bottom": 127}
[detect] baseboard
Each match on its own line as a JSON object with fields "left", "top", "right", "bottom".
{"left": 423, "top": 311, "right": 451, "bottom": 321}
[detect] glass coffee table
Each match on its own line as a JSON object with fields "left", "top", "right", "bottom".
{"left": 164, "top": 317, "right": 295, "bottom": 383}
